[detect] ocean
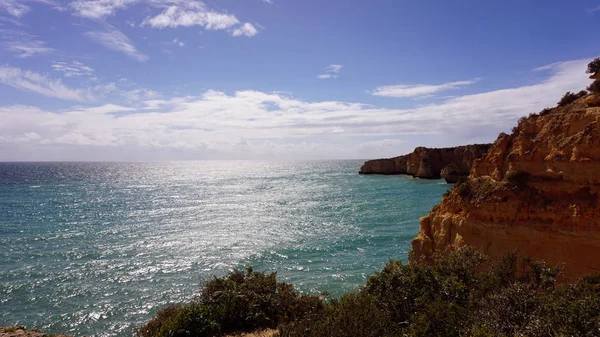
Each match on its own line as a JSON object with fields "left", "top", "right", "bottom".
{"left": 0, "top": 161, "right": 450, "bottom": 336}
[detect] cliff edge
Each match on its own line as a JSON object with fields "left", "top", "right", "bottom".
{"left": 359, "top": 144, "right": 491, "bottom": 182}
{"left": 410, "top": 93, "right": 600, "bottom": 280}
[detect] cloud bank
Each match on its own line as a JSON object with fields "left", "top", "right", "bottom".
{"left": 0, "top": 58, "right": 592, "bottom": 160}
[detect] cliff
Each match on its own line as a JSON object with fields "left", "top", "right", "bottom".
{"left": 410, "top": 93, "right": 600, "bottom": 280}
{"left": 359, "top": 144, "right": 491, "bottom": 182}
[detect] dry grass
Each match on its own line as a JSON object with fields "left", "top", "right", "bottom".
{"left": 225, "top": 329, "right": 277, "bottom": 337}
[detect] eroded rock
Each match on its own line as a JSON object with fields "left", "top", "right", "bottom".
{"left": 410, "top": 96, "right": 600, "bottom": 280}
{"left": 359, "top": 144, "right": 491, "bottom": 179}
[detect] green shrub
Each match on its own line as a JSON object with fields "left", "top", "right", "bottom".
{"left": 587, "top": 57, "right": 600, "bottom": 74}
{"left": 141, "top": 250, "right": 600, "bottom": 337}
{"left": 557, "top": 90, "right": 586, "bottom": 107}
{"left": 138, "top": 267, "right": 323, "bottom": 337}
{"left": 588, "top": 79, "right": 600, "bottom": 94}
{"left": 278, "top": 292, "right": 396, "bottom": 337}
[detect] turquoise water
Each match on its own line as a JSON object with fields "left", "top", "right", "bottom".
{"left": 0, "top": 161, "right": 450, "bottom": 336}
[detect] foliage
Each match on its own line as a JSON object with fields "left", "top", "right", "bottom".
{"left": 538, "top": 107, "right": 553, "bottom": 116}
{"left": 588, "top": 79, "right": 600, "bottom": 94}
{"left": 587, "top": 57, "right": 600, "bottom": 74}
{"left": 557, "top": 90, "right": 587, "bottom": 107}
{"left": 137, "top": 267, "right": 323, "bottom": 337}
{"left": 140, "top": 250, "right": 600, "bottom": 337}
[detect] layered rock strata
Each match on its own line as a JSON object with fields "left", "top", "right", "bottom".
{"left": 410, "top": 96, "right": 600, "bottom": 280}
{"left": 359, "top": 145, "right": 491, "bottom": 182}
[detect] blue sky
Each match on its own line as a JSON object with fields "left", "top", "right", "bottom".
{"left": 0, "top": 0, "right": 599, "bottom": 160}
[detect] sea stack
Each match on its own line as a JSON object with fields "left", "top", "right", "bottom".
{"left": 410, "top": 94, "right": 600, "bottom": 280}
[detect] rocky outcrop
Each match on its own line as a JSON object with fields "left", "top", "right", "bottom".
{"left": 410, "top": 95, "right": 600, "bottom": 280}
{"left": 359, "top": 144, "right": 491, "bottom": 182}
{"left": 584, "top": 94, "right": 600, "bottom": 107}
{"left": 1, "top": 327, "right": 71, "bottom": 337}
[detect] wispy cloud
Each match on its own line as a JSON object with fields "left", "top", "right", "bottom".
{"left": 371, "top": 79, "right": 477, "bottom": 98}
{"left": 0, "top": 66, "right": 94, "bottom": 101}
{"left": 0, "top": 15, "right": 23, "bottom": 25}
{"left": 5, "top": 38, "right": 52, "bottom": 57}
{"left": 84, "top": 25, "right": 148, "bottom": 61}
{"left": 0, "top": 0, "right": 57, "bottom": 18}
{"left": 317, "top": 64, "right": 343, "bottom": 79}
{"left": 0, "top": 0, "right": 30, "bottom": 17}
{"left": 52, "top": 61, "right": 95, "bottom": 77}
{"left": 70, "top": 0, "right": 137, "bottom": 19}
{"left": 589, "top": 5, "right": 600, "bottom": 12}
{"left": 1, "top": 28, "right": 54, "bottom": 57}
{"left": 162, "top": 37, "right": 185, "bottom": 47}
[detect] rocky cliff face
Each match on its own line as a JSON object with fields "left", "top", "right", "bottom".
{"left": 359, "top": 144, "right": 491, "bottom": 182}
{"left": 410, "top": 95, "right": 600, "bottom": 280}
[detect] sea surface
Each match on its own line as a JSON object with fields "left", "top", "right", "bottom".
{"left": 0, "top": 161, "right": 451, "bottom": 336}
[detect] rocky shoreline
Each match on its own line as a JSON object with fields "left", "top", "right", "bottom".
{"left": 1, "top": 327, "right": 72, "bottom": 337}
{"left": 359, "top": 144, "right": 491, "bottom": 183}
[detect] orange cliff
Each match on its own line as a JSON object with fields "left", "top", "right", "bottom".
{"left": 410, "top": 93, "right": 600, "bottom": 280}
{"left": 358, "top": 144, "right": 491, "bottom": 182}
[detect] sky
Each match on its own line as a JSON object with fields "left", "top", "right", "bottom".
{"left": 0, "top": 0, "right": 599, "bottom": 161}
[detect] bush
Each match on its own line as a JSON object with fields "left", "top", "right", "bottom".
{"left": 587, "top": 57, "right": 600, "bottom": 74}
{"left": 557, "top": 90, "right": 586, "bottom": 106}
{"left": 539, "top": 107, "right": 553, "bottom": 116}
{"left": 138, "top": 267, "right": 323, "bottom": 337}
{"left": 141, "top": 250, "right": 600, "bottom": 337}
{"left": 588, "top": 79, "right": 600, "bottom": 94}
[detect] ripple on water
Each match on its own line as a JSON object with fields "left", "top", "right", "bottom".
{"left": 0, "top": 161, "right": 450, "bottom": 336}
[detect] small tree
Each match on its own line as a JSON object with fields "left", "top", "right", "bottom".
{"left": 588, "top": 79, "right": 600, "bottom": 94}
{"left": 586, "top": 57, "right": 600, "bottom": 74}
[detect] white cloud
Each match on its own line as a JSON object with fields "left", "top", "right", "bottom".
{"left": 0, "top": 66, "right": 94, "bottom": 101}
{"left": 162, "top": 37, "right": 185, "bottom": 47}
{"left": 5, "top": 39, "right": 52, "bottom": 57}
{"left": 173, "top": 38, "right": 184, "bottom": 47}
{"left": 371, "top": 79, "right": 477, "bottom": 98}
{"left": 141, "top": 1, "right": 258, "bottom": 37}
{"left": 84, "top": 26, "right": 148, "bottom": 61}
{"left": 231, "top": 22, "right": 257, "bottom": 37}
{"left": 0, "top": 58, "right": 592, "bottom": 160}
{"left": 326, "top": 64, "right": 343, "bottom": 73}
{"left": 52, "top": 61, "right": 95, "bottom": 77}
{"left": 263, "top": 0, "right": 273, "bottom": 3}
{"left": 70, "top": 0, "right": 137, "bottom": 19}
{"left": 317, "top": 74, "right": 334, "bottom": 79}
{"left": 0, "top": 0, "right": 56, "bottom": 18}
{"left": 317, "top": 64, "right": 343, "bottom": 79}
{"left": 142, "top": 4, "right": 239, "bottom": 29}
